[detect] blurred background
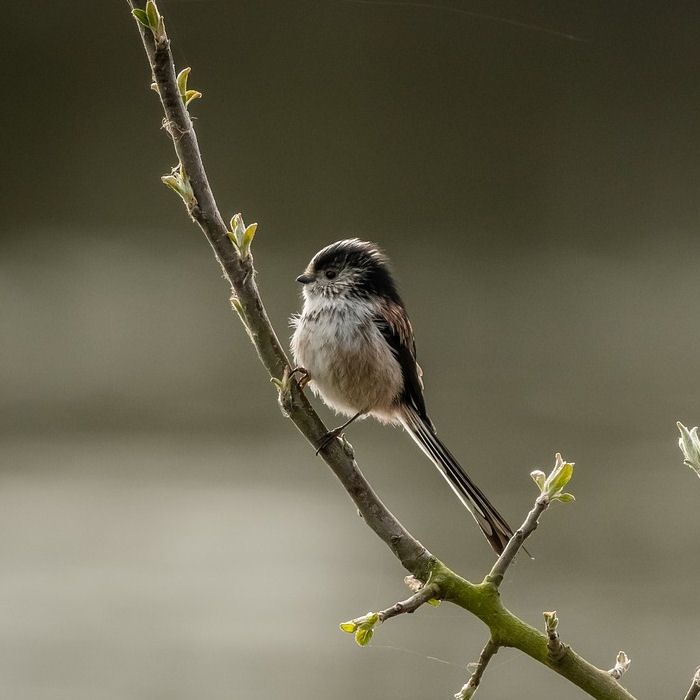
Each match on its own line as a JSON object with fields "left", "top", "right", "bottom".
{"left": 2, "top": 1, "right": 700, "bottom": 698}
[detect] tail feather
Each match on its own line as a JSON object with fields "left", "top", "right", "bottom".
{"left": 400, "top": 406, "right": 513, "bottom": 555}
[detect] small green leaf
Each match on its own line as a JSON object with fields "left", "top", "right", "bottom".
{"left": 354, "top": 625, "right": 373, "bottom": 646}
{"left": 427, "top": 598, "right": 441, "bottom": 607}
{"left": 176, "top": 67, "right": 191, "bottom": 97}
{"left": 184, "top": 89, "right": 202, "bottom": 106}
{"left": 554, "top": 492, "right": 575, "bottom": 503}
{"left": 131, "top": 8, "right": 150, "bottom": 27}
{"left": 339, "top": 621, "right": 357, "bottom": 634}
{"left": 238, "top": 222, "right": 258, "bottom": 258}
{"left": 145, "top": 0, "right": 159, "bottom": 29}
{"left": 548, "top": 461, "right": 573, "bottom": 494}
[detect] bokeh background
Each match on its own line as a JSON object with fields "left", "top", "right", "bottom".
{"left": 2, "top": 1, "right": 700, "bottom": 698}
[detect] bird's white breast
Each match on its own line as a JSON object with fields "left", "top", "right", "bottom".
{"left": 290, "top": 295, "right": 403, "bottom": 423}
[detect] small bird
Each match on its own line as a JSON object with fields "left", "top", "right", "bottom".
{"left": 290, "top": 239, "right": 514, "bottom": 555}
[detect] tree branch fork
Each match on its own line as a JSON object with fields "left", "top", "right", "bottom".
{"left": 127, "top": 3, "right": 697, "bottom": 698}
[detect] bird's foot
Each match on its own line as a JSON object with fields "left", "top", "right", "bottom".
{"left": 288, "top": 366, "right": 311, "bottom": 389}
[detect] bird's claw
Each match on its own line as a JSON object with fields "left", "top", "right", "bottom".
{"left": 289, "top": 366, "right": 311, "bottom": 389}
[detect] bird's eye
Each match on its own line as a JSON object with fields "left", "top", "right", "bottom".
{"left": 325, "top": 270, "right": 337, "bottom": 279}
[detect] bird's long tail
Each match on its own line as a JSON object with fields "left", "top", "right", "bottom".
{"left": 399, "top": 405, "right": 513, "bottom": 555}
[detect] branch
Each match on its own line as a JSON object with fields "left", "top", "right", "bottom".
{"left": 455, "top": 638, "right": 500, "bottom": 700}
{"left": 127, "top": 5, "right": 638, "bottom": 699}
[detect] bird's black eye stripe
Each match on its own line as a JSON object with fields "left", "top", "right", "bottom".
{"left": 325, "top": 270, "right": 337, "bottom": 279}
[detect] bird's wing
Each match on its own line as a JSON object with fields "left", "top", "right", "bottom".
{"left": 373, "top": 301, "right": 431, "bottom": 424}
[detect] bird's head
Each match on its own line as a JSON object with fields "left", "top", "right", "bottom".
{"left": 296, "top": 239, "right": 400, "bottom": 302}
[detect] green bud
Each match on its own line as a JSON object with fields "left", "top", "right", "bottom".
{"left": 228, "top": 213, "right": 255, "bottom": 256}
{"left": 534, "top": 453, "right": 575, "bottom": 502}
{"left": 161, "top": 164, "right": 196, "bottom": 209}
{"left": 339, "top": 611, "right": 379, "bottom": 646}
{"left": 131, "top": 8, "right": 150, "bottom": 27}
{"left": 427, "top": 598, "right": 441, "bottom": 607}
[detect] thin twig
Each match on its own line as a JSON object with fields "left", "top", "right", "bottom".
{"left": 378, "top": 583, "right": 440, "bottom": 623}
{"left": 455, "top": 639, "right": 500, "bottom": 700}
{"left": 486, "top": 494, "right": 548, "bottom": 587}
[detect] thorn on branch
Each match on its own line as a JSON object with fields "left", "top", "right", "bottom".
{"left": 607, "top": 651, "right": 631, "bottom": 681}
{"left": 455, "top": 638, "right": 500, "bottom": 700}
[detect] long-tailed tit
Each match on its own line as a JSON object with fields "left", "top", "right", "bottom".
{"left": 290, "top": 239, "right": 514, "bottom": 555}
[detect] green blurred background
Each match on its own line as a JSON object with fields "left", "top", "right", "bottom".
{"left": 2, "top": 1, "right": 700, "bottom": 698}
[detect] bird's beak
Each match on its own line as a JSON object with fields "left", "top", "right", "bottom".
{"left": 296, "top": 273, "right": 314, "bottom": 284}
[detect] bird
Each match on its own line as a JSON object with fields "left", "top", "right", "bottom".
{"left": 290, "top": 238, "right": 514, "bottom": 555}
